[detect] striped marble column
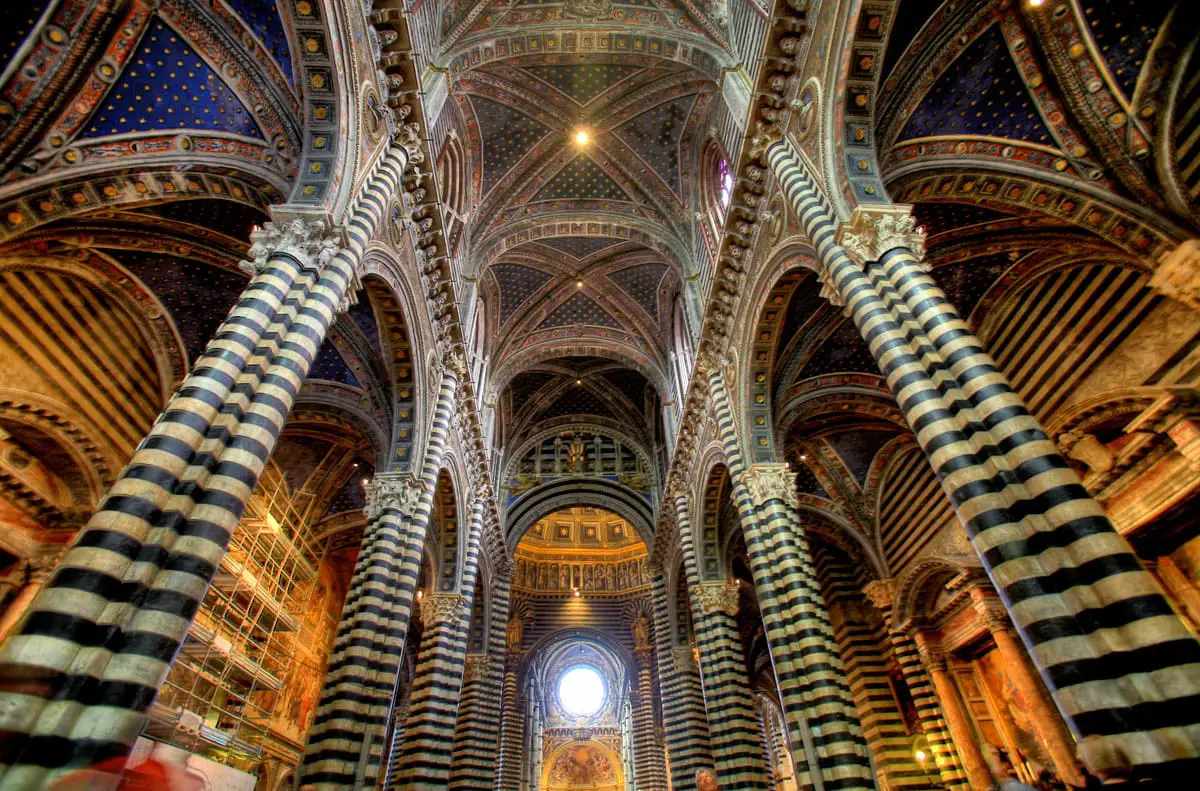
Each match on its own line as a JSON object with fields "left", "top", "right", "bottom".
{"left": 863, "top": 578, "right": 967, "bottom": 791}
{"left": 767, "top": 136, "right": 1200, "bottom": 778}
{"left": 448, "top": 575, "right": 510, "bottom": 791}
{"left": 675, "top": 497, "right": 768, "bottom": 790}
{"left": 650, "top": 568, "right": 715, "bottom": 789}
{"left": 301, "top": 361, "right": 465, "bottom": 789}
{"left": 704, "top": 366, "right": 874, "bottom": 790}
{"left": 913, "top": 637, "right": 992, "bottom": 790}
{"left": 395, "top": 501, "right": 486, "bottom": 790}
{"left": 0, "top": 146, "right": 409, "bottom": 789}
{"left": 631, "top": 641, "right": 668, "bottom": 790}
{"left": 493, "top": 651, "right": 526, "bottom": 791}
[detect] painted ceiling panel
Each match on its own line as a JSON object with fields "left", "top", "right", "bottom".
{"left": 601, "top": 369, "right": 647, "bottom": 408}
{"left": 538, "top": 387, "right": 615, "bottom": 421}
{"left": 81, "top": 17, "right": 265, "bottom": 140}
{"left": 881, "top": 0, "right": 947, "bottom": 83}
{"left": 223, "top": 0, "right": 294, "bottom": 86}
{"left": 614, "top": 94, "right": 695, "bottom": 194}
{"left": 1082, "top": 0, "right": 1173, "bottom": 98}
{"left": 510, "top": 371, "right": 557, "bottom": 405}
{"left": 533, "top": 155, "right": 632, "bottom": 202}
{"left": 801, "top": 319, "right": 880, "bottom": 379}
{"left": 471, "top": 95, "right": 551, "bottom": 193}
{"left": 794, "top": 461, "right": 830, "bottom": 499}
{"left": 141, "top": 198, "right": 267, "bottom": 240}
{"left": 0, "top": 1, "right": 50, "bottom": 68}
{"left": 522, "top": 64, "right": 644, "bottom": 105}
{"left": 324, "top": 462, "right": 373, "bottom": 517}
{"left": 826, "top": 430, "right": 894, "bottom": 485}
{"left": 933, "top": 251, "right": 1023, "bottom": 319}
{"left": 310, "top": 339, "right": 360, "bottom": 386}
{"left": 607, "top": 262, "right": 667, "bottom": 319}
{"left": 898, "top": 25, "right": 1052, "bottom": 146}
{"left": 491, "top": 262, "right": 554, "bottom": 325}
{"left": 911, "top": 201, "right": 1014, "bottom": 234}
{"left": 537, "top": 236, "right": 623, "bottom": 259}
{"left": 537, "top": 292, "right": 621, "bottom": 330}
{"left": 114, "top": 250, "right": 246, "bottom": 360}
{"left": 273, "top": 434, "right": 331, "bottom": 494}
{"left": 347, "top": 298, "right": 383, "bottom": 358}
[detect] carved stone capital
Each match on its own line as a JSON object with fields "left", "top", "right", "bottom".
{"left": 419, "top": 593, "right": 470, "bottom": 628}
{"left": 239, "top": 217, "right": 342, "bottom": 275}
{"left": 968, "top": 587, "right": 1010, "bottom": 633}
{"left": 672, "top": 645, "right": 699, "bottom": 673}
{"left": 834, "top": 205, "right": 927, "bottom": 265}
{"left": 695, "top": 580, "right": 741, "bottom": 616}
{"left": 915, "top": 640, "right": 948, "bottom": 672}
{"left": 363, "top": 471, "right": 424, "bottom": 521}
{"left": 463, "top": 653, "right": 494, "bottom": 683}
{"left": 861, "top": 578, "right": 897, "bottom": 612}
{"left": 742, "top": 463, "right": 798, "bottom": 509}
{"left": 1152, "top": 239, "right": 1200, "bottom": 308}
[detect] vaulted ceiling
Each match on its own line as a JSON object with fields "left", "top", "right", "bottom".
{"left": 442, "top": 0, "right": 732, "bottom": 456}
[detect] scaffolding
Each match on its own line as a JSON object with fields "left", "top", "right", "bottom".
{"left": 149, "top": 464, "right": 338, "bottom": 772}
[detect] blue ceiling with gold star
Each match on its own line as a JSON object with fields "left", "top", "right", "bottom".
{"left": 225, "top": 0, "right": 294, "bottom": 86}
{"left": 534, "top": 155, "right": 632, "bottom": 202}
{"left": 615, "top": 94, "right": 695, "bottom": 194}
{"left": 82, "top": 16, "right": 264, "bottom": 139}
{"left": 899, "top": 25, "right": 1052, "bottom": 145}
{"left": 490, "top": 262, "right": 555, "bottom": 325}
{"left": 0, "top": 1, "right": 50, "bottom": 68}
{"left": 522, "top": 64, "right": 644, "bottom": 105}
{"left": 607, "top": 263, "right": 667, "bottom": 319}
{"left": 539, "top": 387, "right": 615, "bottom": 421}
{"left": 537, "top": 237, "right": 622, "bottom": 259}
{"left": 538, "top": 292, "right": 621, "bottom": 329}
{"left": 1083, "top": 0, "right": 1174, "bottom": 98}
{"left": 471, "top": 95, "right": 551, "bottom": 193}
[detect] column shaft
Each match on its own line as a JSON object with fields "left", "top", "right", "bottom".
{"left": 632, "top": 650, "right": 668, "bottom": 789}
{"left": 914, "top": 640, "right": 991, "bottom": 791}
{"left": 651, "top": 571, "right": 715, "bottom": 788}
{"left": 301, "top": 365, "right": 462, "bottom": 788}
{"left": 767, "top": 136, "right": 1200, "bottom": 775}
{"left": 448, "top": 577, "right": 510, "bottom": 791}
{"left": 708, "top": 370, "right": 874, "bottom": 790}
{"left": 494, "top": 657, "right": 525, "bottom": 791}
{"left": 889, "top": 629, "right": 967, "bottom": 791}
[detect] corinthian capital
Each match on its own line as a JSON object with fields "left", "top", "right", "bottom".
{"left": 1151, "top": 239, "right": 1200, "bottom": 308}
{"left": 695, "top": 580, "right": 741, "bottom": 616}
{"left": 363, "top": 471, "right": 424, "bottom": 520}
{"left": 834, "top": 205, "right": 927, "bottom": 266}
{"left": 239, "top": 217, "right": 342, "bottom": 275}
{"left": 742, "top": 464, "right": 799, "bottom": 508}
{"left": 419, "top": 593, "right": 470, "bottom": 627}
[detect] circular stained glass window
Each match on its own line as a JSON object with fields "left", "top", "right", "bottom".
{"left": 558, "top": 665, "right": 606, "bottom": 717}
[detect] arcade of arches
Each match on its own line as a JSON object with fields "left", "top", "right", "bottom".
{"left": 1, "top": 1, "right": 1200, "bottom": 790}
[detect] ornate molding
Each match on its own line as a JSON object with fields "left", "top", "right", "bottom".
{"left": 834, "top": 204, "right": 928, "bottom": 265}
{"left": 363, "top": 471, "right": 424, "bottom": 521}
{"left": 672, "top": 645, "right": 699, "bottom": 674}
{"left": 861, "top": 578, "right": 897, "bottom": 612}
{"left": 1152, "top": 239, "right": 1200, "bottom": 309}
{"left": 419, "top": 593, "right": 470, "bottom": 627}
{"left": 694, "top": 580, "right": 740, "bottom": 616}
{"left": 238, "top": 217, "right": 341, "bottom": 275}
{"left": 742, "top": 463, "right": 799, "bottom": 508}
{"left": 463, "top": 653, "right": 494, "bottom": 683}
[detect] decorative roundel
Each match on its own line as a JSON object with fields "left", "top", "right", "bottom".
{"left": 557, "top": 664, "right": 606, "bottom": 717}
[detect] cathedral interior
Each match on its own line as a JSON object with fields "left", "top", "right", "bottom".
{"left": 1, "top": 0, "right": 1199, "bottom": 789}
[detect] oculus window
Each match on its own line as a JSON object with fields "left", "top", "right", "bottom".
{"left": 558, "top": 665, "right": 606, "bottom": 717}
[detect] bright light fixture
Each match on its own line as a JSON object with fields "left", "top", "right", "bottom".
{"left": 574, "top": 129, "right": 590, "bottom": 146}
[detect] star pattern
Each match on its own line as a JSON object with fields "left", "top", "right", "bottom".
{"left": 1082, "top": 0, "right": 1173, "bottom": 99}
{"left": 911, "top": 202, "right": 1013, "bottom": 235}
{"left": 899, "top": 25, "right": 1052, "bottom": 146}
{"left": 224, "top": 0, "right": 294, "bottom": 85}
{"left": 310, "top": 339, "right": 359, "bottom": 386}
{"left": 607, "top": 263, "right": 667, "bottom": 319}
{"left": 522, "top": 64, "right": 644, "bottom": 105}
{"left": 538, "top": 292, "right": 621, "bottom": 329}
{"left": 0, "top": 1, "right": 50, "bottom": 68}
{"left": 471, "top": 95, "right": 550, "bottom": 193}
{"left": 538, "top": 387, "right": 615, "bottom": 421}
{"left": 534, "top": 155, "right": 631, "bottom": 202}
{"left": 537, "top": 237, "right": 623, "bottom": 259}
{"left": 615, "top": 95, "right": 695, "bottom": 194}
{"left": 932, "top": 251, "right": 1021, "bottom": 319}
{"left": 803, "top": 319, "right": 880, "bottom": 378}
{"left": 491, "top": 262, "right": 554, "bottom": 325}
{"left": 142, "top": 198, "right": 267, "bottom": 240}
{"left": 826, "top": 430, "right": 894, "bottom": 484}
{"left": 82, "top": 17, "right": 264, "bottom": 139}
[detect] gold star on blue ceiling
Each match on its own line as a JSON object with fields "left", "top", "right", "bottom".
{"left": 534, "top": 155, "right": 631, "bottom": 202}
{"left": 523, "top": 64, "right": 644, "bottom": 105}
{"left": 472, "top": 95, "right": 550, "bottom": 193}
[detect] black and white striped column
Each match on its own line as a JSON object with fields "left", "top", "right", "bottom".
{"left": 0, "top": 146, "right": 409, "bottom": 789}
{"left": 301, "top": 359, "right": 464, "bottom": 789}
{"left": 767, "top": 135, "right": 1200, "bottom": 778}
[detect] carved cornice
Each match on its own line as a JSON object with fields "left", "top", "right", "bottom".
{"left": 463, "top": 653, "right": 495, "bottom": 683}
{"left": 694, "top": 580, "right": 740, "bottom": 616}
{"left": 363, "top": 471, "right": 424, "bottom": 521}
{"left": 834, "top": 204, "right": 927, "bottom": 265}
{"left": 419, "top": 593, "right": 471, "bottom": 627}
{"left": 742, "top": 463, "right": 798, "bottom": 509}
